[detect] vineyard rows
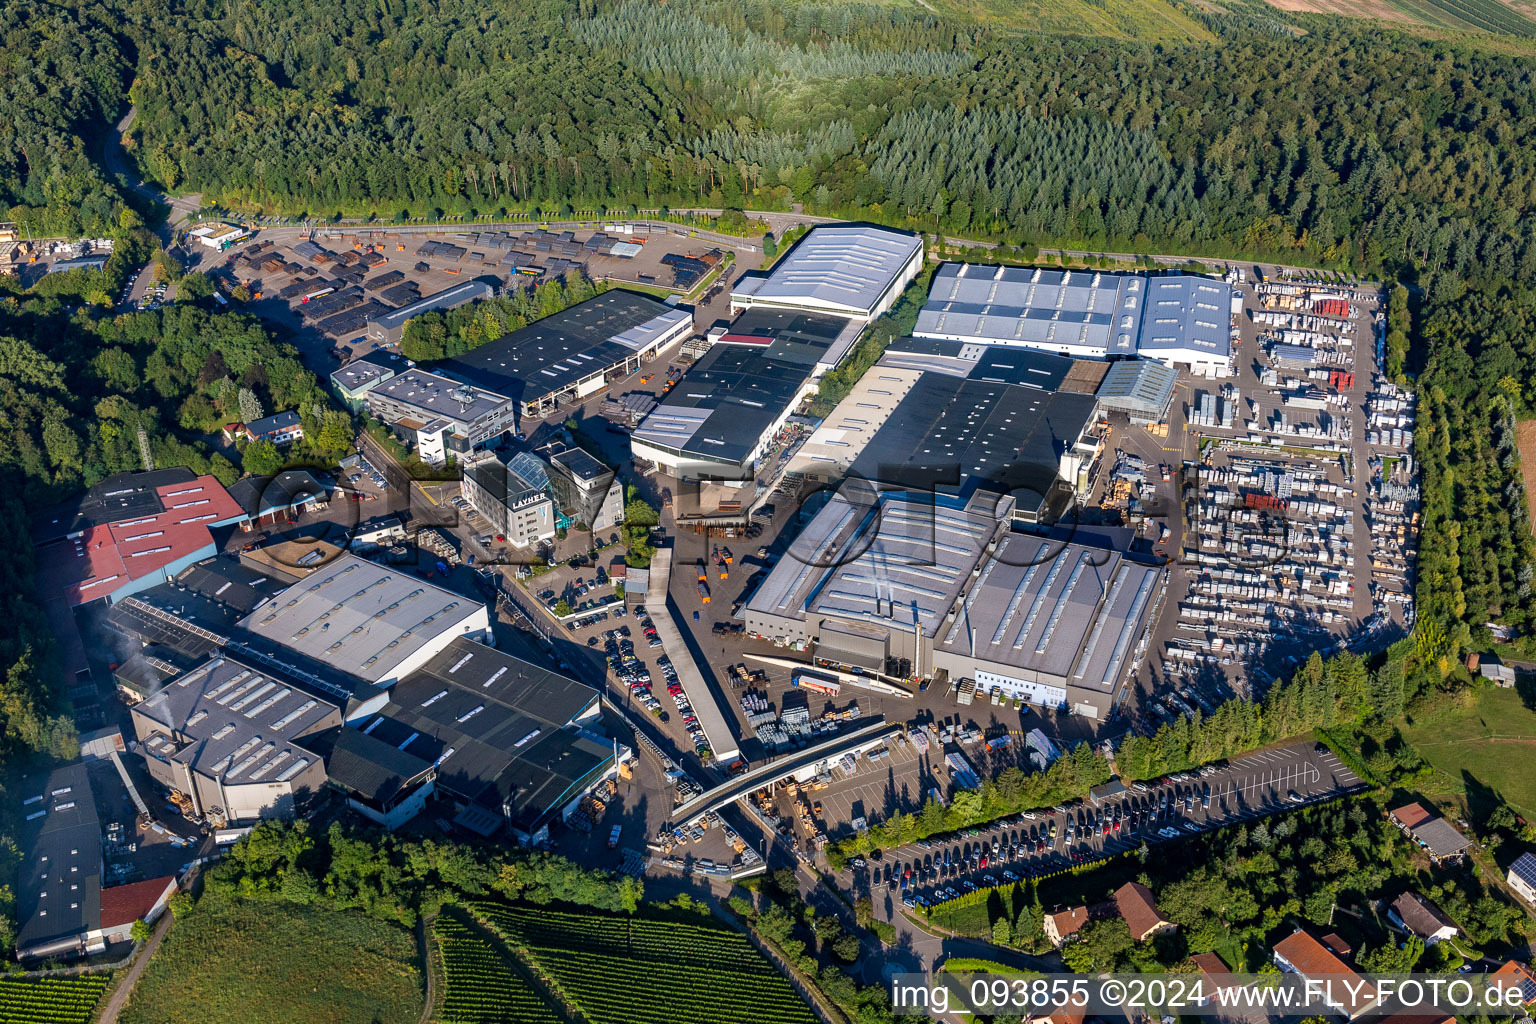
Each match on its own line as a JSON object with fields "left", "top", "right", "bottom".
{"left": 430, "top": 915, "right": 564, "bottom": 1024}
{"left": 468, "top": 903, "right": 817, "bottom": 1024}
{"left": 0, "top": 974, "right": 111, "bottom": 1024}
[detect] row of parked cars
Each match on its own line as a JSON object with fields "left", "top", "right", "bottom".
{"left": 880, "top": 758, "right": 1333, "bottom": 911}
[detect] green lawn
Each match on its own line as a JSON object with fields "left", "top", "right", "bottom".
{"left": 1401, "top": 686, "right": 1536, "bottom": 818}
{"left": 120, "top": 893, "right": 424, "bottom": 1024}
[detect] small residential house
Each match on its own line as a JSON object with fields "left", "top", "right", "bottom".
{"left": 1273, "top": 928, "right": 1380, "bottom": 1019}
{"left": 1507, "top": 851, "right": 1536, "bottom": 905}
{"left": 1043, "top": 905, "right": 1090, "bottom": 947}
{"left": 224, "top": 410, "right": 304, "bottom": 446}
{"left": 1388, "top": 891, "right": 1459, "bottom": 944}
{"left": 1389, "top": 802, "right": 1473, "bottom": 863}
{"left": 1114, "top": 881, "right": 1175, "bottom": 942}
{"left": 1487, "top": 961, "right": 1536, "bottom": 1010}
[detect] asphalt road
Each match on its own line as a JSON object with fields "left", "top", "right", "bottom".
{"left": 103, "top": 106, "right": 203, "bottom": 238}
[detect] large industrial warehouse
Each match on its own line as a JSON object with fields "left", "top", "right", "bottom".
{"left": 744, "top": 489, "right": 1011, "bottom": 670}
{"left": 784, "top": 339, "right": 1105, "bottom": 523}
{"left": 730, "top": 225, "right": 923, "bottom": 322}
{"left": 915, "top": 264, "right": 1233, "bottom": 376}
{"left": 130, "top": 655, "right": 341, "bottom": 824}
{"left": 334, "top": 637, "right": 622, "bottom": 843}
{"left": 237, "top": 554, "right": 493, "bottom": 688}
{"left": 434, "top": 290, "right": 692, "bottom": 421}
{"left": 630, "top": 309, "right": 847, "bottom": 480}
{"left": 743, "top": 491, "right": 1159, "bottom": 718}
{"left": 365, "top": 279, "right": 495, "bottom": 347}
{"left": 931, "top": 529, "right": 1163, "bottom": 719}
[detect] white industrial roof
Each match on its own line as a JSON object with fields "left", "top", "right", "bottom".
{"left": 915, "top": 264, "right": 1232, "bottom": 365}
{"left": 936, "top": 534, "right": 1159, "bottom": 691}
{"left": 238, "top": 554, "right": 485, "bottom": 683}
{"left": 370, "top": 368, "right": 511, "bottom": 424}
{"left": 734, "top": 226, "right": 921, "bottom": 318}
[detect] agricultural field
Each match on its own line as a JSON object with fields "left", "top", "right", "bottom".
{"left": 1515, "top": 420, "right": 1536, "bottom": 535}
{"left": 469, "top": 902, "right": 817, "bottom": 1024}
{"left": 431, "top": 913, "right": 565, "bottom": 1024}
{"left": 1266, "top": 0, "right": 1536, "bottom": 35}
{"left": 0, "top": 975, "right": 110, "bottom": 1024}
{"left": 119, "top": 893, "right": 424, "bottom": 1024}
{"left": 1402, "top": 686, "right": 1536, "bottom": 819}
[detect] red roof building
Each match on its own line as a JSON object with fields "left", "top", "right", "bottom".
{"left": 1390, "top": 802, "right": 1434, "bottom": 830}
{"left": 1488, "top": 961, "right": 1536, "bottom": 1008}
{"left": 36, "top": 470, "right": 247, "bottom": 606}
{"left": 1114, "top": 881, "right": 1175, "bottom": 942}
{"left": 1043, "top": 905, "right": 1090, "bottom": 947}
{"left": 1273, "top": 929, "right": 1379, "bottom": 1019}
{"left": 97, "top": 876, "right": 178, "bottom": 933}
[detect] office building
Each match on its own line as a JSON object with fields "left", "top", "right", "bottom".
{"left": 460, "top": 450, "right": 556, "bottom": 549}
{"left": 364, "top": 367, "right": 515, "bottom": 463}
{"left": 330, "top": 351, "right": 411, "bottom": 410}
{"left": 538, "top": 435, "right": 624, "bottom": 531}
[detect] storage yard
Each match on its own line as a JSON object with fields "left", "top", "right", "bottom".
{"left": 1115, "top": 268, "right": 1413, "bottom": 717}
{"left": 211, "top": 223, "right": 742, "bottom": 372}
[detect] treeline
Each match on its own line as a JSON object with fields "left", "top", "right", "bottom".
{"left": 728, "top": 868, "right": 905, "bottom": 1024}
{"left": 400, "top": 271, "right": 608, "bottom": 362}
{"left": 834, "top": 643, "right": 1433, "bottom": 864}
{"left": 1412, "top": 281, "right": 1536, "bottom": 645}
{"left": 863, "top": 107, "right": 1207, "bottom": 243}
{"left": 97, "top": 0, "right": 1536, "bottom": 295}
{"left": 203, "top": 819, "right": 642, "bottom": 926}
{"left": 571, "top": 1, "right": 973, "bottom": 84}
{"left": 1116, "top": 649, "right": 1384, "bottom": 779}
{"left": 827, "top": 742, "right": 1113, "bottom": 867}
{"left": 0, "top": 0, "right": 128, "bottom": 237}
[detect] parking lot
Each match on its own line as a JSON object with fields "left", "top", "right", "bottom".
{"left": 840, "top": 739, "right": 1364, "bottom": 920}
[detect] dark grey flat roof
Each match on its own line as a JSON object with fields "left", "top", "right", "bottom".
{"left": 16, "top": 763, "right": 101, "bottom": 957}
{"left": 135, "top": 655, "right": 340, "bottom": 787}
{"left": 35, "top": 468, "right": 200, "bottom": 543}
{"left": 435, "top": 290, "right": 689, "bottom": 404}
{"left": 327, "top": 727, "right": 434, "bottom": 804}
{"left": 369, "top": 281, "right": 494, "bottom": 331}
{"left": 632, "top": 309, "right": 843, "bottom": 465}
{"left": 849, "top": 373, "right": 1097, "bottom": 515}
{"left": 360, "top": 637, "right": 605, "bottom": 826}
